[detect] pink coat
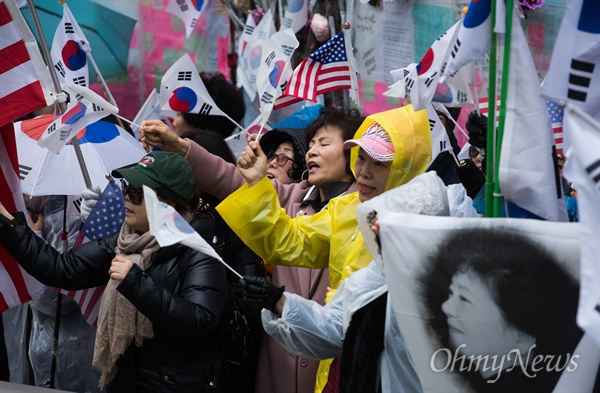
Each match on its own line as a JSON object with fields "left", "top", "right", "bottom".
{"left": 186, "top": 141, "right": 356, "bottom": 393}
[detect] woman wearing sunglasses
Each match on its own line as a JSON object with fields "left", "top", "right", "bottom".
{"left": 0, "top": 151, "right": 230, "bottom": 393}
{"left": 258, "top": 128, "right": 307, "bottom": 184}
{"left": 140, "top": 107, "right": 364, "bottom": 393}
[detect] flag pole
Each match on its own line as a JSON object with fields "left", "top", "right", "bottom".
{"left": 26, "top": 0, "right": 92, "bottom": 189}
{"left": 485, "top": 0, "right": 498, "bottom": 217}
{"left": 493, "top": 0, "right": 514, "bottom": 217}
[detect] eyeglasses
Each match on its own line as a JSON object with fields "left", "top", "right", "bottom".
{"left": 121, "top": 180, "right": 143, "bottom": 205}
{"left": 267, "top": 152, "right": 295, "bottom": 167}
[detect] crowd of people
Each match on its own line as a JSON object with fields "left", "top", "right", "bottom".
{"left": 0, "top": 70, "right": 585, "bottom": 393}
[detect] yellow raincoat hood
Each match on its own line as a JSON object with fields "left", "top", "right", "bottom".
{"left": 348, "top": 104, "right": 431, "bottom": 192}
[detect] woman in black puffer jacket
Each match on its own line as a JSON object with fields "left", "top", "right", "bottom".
{"left": 0, "top": 151, "right": 229, "bottom": 393}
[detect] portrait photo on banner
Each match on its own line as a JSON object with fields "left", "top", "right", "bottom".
{"left": 368, "top": 212, "right": 587, "bottom": 393}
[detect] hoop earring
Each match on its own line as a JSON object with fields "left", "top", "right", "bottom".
{"left": 301, "top": 169, "right": 309, "bottom": 181}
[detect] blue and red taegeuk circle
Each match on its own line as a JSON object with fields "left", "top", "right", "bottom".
{"left": 61, "top": 40, "right": 87, "bottom": 71}
{"left": 168, "top": 87, "right": 198, "bottom": 112}
{"left": 463, "top": 0, "right": 491, "bottom": 29}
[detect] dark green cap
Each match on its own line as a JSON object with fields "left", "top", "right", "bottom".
{"left": 112, "top": 151, "right": 194, "bottom": 202}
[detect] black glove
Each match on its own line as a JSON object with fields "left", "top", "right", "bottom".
{"left": 456, "top": 159, "right": 486, "bottom": 199}
{"left": 466, "top": 111, "right": 488, "bottom": 149}
{"left": 242, "top": 276, "right": 284, "bottom": 313}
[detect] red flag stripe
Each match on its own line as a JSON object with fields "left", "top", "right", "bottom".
{"left": 0, "top": 1, "right": 11, "bottom": 27}
{"left": 0, "top": 40, "right": 30, "bottom": 74}
{"left": 83, "top": 286, "right": 105, "bottom": 322}
{"left": 0, "top": 82, "right": 47, "bottom": 127}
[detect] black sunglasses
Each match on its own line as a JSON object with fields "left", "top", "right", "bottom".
{"left": 121, "top": 180, "right": 143, "bottom": 205}
{"left": 267, "top": 152, "right": 295, "bottom": 167}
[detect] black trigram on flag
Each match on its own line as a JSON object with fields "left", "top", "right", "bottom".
{"left": 282, "top": 45, "right": 294, "bottom": 57}
{"left": 72, "top": 76, "right": 86, "bottom": 87}
{"left": 585, "top": 158, "right": 600, "bottom": 190}
{"left": 439, "top": 140, "right": 447, "bottom": 151}
{"left": 405, "top": 78, "right": 415, "bottom": 95}
{"left": 177, "top": 71, "right": 192, "bottom": 81}
{"left": 244, "top": 25, "right": 255, "bottom": 35}
{"left": 60, "top": 128, "right": 71, "bottom": 141}
{"left": 261, "top": 91, "right": 274, "bottom": 104}
{"left": 265, "top": 51, "right": 276, "bottom": 67}
{"left": 190, "top": 18, "right": 198, "bottom": 29}
{"left": 176, "top": 0, "right": 188, "bottom": 11}
{"left": 19, "top": 164, "right": 32, "bottom": 181}
{"left": 55, "top": 61, "right": 66, "bottom": 77}
{"left": 75, "top": 94, "right": 84, "bottom": 102}
{"left": 92, "top": 103, "right": 103, "bottom": 112}
{"left": 451, "top": 38, "right": 461, "bottom": 59}
{"left": 279, "top": 80, "right": 288, "bottom": 93}
{"left": 425, "top": 71, "right": 438, "bottom": 88}
{"left": 456, "top": 91, "right": 468, "bottom": 103}
{"left": 64, "top": 22, "right": 75, "bottom": 34}
{"left": 281, "top": 17, "right": 292, "bottom": 29}
{"left": 47, "top": 123, "right": 57, "bottom": 134}
{"left": 567, "top": 59, "right": 595, "bottom": 103}
{"left": 429, "top": 119, "right": 436, "bottom": 131}
{"left": 72, "top": 197, "right": 82, "bottom": 213}
{"left": 199, "top": 103, "right": 212, "bottom": 115}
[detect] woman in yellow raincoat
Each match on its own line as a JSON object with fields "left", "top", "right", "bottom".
{"left": 217, "top": 104, "right": 431, "bottom": 392}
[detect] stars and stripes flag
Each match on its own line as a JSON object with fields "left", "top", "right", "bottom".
{"left": 63, "top": 177, "right": 125, "bottom": 326}
{"left": 542, "top": 0, "right": 600, "bottom": 123}
{"left": 165, "top": 0, "right": 208, "bottom": 38}
{"left": 546, "top": 100, "right": 565, "bottom": 155}
{"left": 0, "top": 123, "right": 45, "bottom": 312}
{"left": 0, "top": 0, "right": 56, "bottom": 127}
{"left": 274, "top": 29, "right": 358, "bottom": 110}
{"left": 50, "top": 2, "right": 90, "bottom": 95}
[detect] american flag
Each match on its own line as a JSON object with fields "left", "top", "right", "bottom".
{"left": 0, "top": 0, "right": 56, "bottom": 127}
{"left": 477, "top": 95, "right": 501, "bottom": 129}
{"left": 0, "top": 123, "right": 45, "bottom": 311}
{"left": 62, "top": 178, "right": 124, "bottom": 326}
{"left": 546, "top": 100, "right": 564, "bottom": 155}
{"left": 274, "top": 29, "right": 357, "bottom": 110}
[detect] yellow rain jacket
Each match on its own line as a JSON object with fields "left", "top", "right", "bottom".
{"left": 217, "top": 105, "right": 431, "bottom": 392}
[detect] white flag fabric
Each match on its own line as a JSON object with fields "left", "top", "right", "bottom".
{"left": 131, "top": 89, "right": 161, "bottom": 139}
{"left": 256, "top": 29, "right": 299, "bottom": 121}
{"left": 441, "top": 0, "right": 492, "bottom": 80}
{"left": 160, "top": 54, "right": 228, "bottom": 117}
{"left": 541, "top": 0, "right": 600, "bottom": 123}
{"left": 50, "top": 3, "right": 90, "bottom": 94}
{"left": 144, "top": 185, "right": 242, "bottom": 279}
{"left": 562, "top": 104, "right": 600, "bottom": 346}
{"left": 280, "top": 0, "right": 308, "bottom": 33}
{"left": 498, "top": 6, "right": 567, "bottom": 222}
{"left": 236, "top": 13, "right": 257, "bottom": 91}
{"left": 236, "top": 10, "right": 276, "bottom": 100}
{"left": 377, "top": 212, "right": 583, "bottom": 392}
{"left": 38, "top": 97, "right": 110, "bottom": 154}
{"left": 165, "top": 0, "right": 207, "bottom": 38}
{"left": 384, "top": 21, "right": 460, "bottom": 111}
{"left": 425, "top": 104, "right": 452, "bottom": 165}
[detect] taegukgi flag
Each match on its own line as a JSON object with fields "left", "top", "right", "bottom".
{"left": 160, "top": 53, "right": 227, "bottom": 117}
{"left": 280, "top": 0, "right": 309, "bottom": 34}
{"left": 562, "top": 104, "right": 600, "bottom": 346}
{"left": 440, "top": 0, "right": 493, "bottom": 80}
{"left": 256, "top": 29, "right": 299, "bottom": 121}
{"left": 50, "top": 2, "right": 90, "bottom": 95}
{"left": 542, "top": 0, "right": 600, "bottom": 123}
{"left": 426, "top": 104, "right": 453, "bottom": 165}
{"left": 237, "top": 10, "right": 276, "bottom": 100}
{"left": 38, "top": 95, "right": 111, "bottom": 154}
{"left": 385, "top": 20, "right": 461, "bottom": 111}
{"left": 498, "top": 5, "right": 567, "bottom": 222}
{"left": 165, "top": 0, "right": 208, "bottom": 38}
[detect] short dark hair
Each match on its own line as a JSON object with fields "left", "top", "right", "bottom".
{"left": 180, "top": 72, "right": 245, "bottom": 138}
{"left": 420, "top": 228, "right": 582, "bottom": 388}
{"left": 304, "top": 107, "right": 365, "bottom": 180}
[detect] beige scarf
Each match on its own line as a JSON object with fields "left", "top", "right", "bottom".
{"left": 92, "top": 224, "right": 160, "bottom": 387}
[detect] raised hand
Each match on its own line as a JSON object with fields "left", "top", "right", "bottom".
{"left": 237, "top": 139, "right": 268, "bottom": 187}
{"left": 109, "top": 255, "right": 134, "bottom": 281}
{"left": 140, "top": 120, "right": 189, "bottom": 156}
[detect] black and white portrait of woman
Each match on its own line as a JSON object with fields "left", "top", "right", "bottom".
{"left": 372, "top": 213, "right": 590, "bottom": 393}
{"left": 420, "top": 227, "right": 583, "bottom": 392}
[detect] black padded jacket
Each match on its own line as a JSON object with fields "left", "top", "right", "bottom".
{"left": 0, "top": 212, "right": 229, "bottom": 393}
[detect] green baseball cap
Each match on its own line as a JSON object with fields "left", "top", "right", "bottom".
{"left": 112, "top": 151, "right": 195, "bottom": 202}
